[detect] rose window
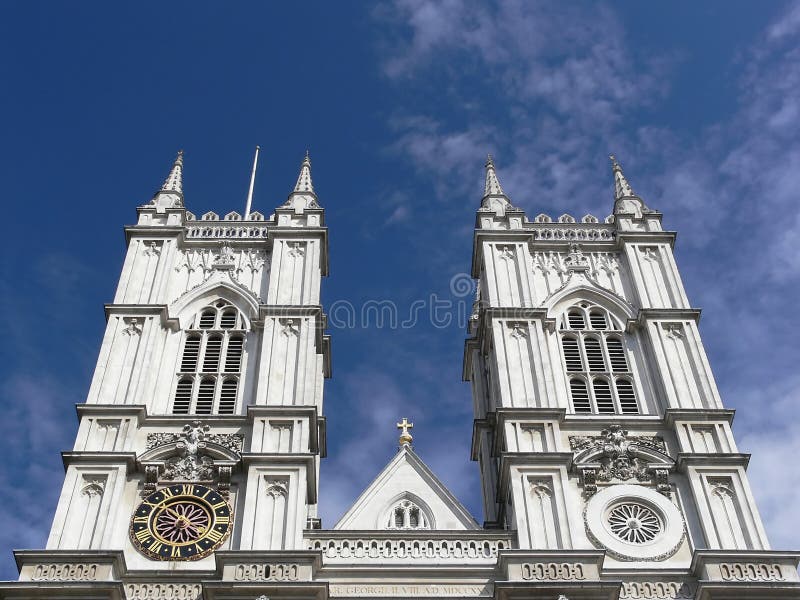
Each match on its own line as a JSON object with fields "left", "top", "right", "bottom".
{"left": 607, "top": 502, "right": 661, "bottom": 544}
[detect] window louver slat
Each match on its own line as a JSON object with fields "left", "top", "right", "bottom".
{"left": 584, "top": 338, "right": 606, "bottom": 372}
{"left": 589, "top": 311, "right": 607, "bottom": 330}
{"left": 225, "top": 336, "right": 244, "bottom": 372}
{"left": 220, "top": 309, "right": 237, "bottom": 329}
{"left": 570, "top": 379, "right": 591, "bottom": 413}
{"left": 198, "top": 309, "right": 216, "bottom": 329}
{"left": 562, "top": 337, "right": 583, "bottom": 372}
{"left": 218, "top": 379, "right": 237, "bottom": 414}
{"left": 173, "top": 379, "right": 193, "bottom": 414}
{"left": 203, "top": 335, "right": 222, "bottom": 372}
{"left": 196, "top": 379, "right": 215, "bottom": 414}
{"left": 180, "top": 336, "right": 201, "bottom": 372}
{"left": 567, "top": 310, "right": 586, "bottom": 330}
{"left": 606, "top": 338, "right": 628, "bottom": 372}
{"left": 593, "top": 379, "right": 615, "bottom": 413}
{"left": 616, "top": 379, "right": 639, "bottom": 414}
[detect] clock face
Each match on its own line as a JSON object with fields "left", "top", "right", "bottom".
{"left": 129, "top": 483, "right": 232, "bottom": 561}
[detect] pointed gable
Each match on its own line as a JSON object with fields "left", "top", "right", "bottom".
{"left": 334, "top": 446, "right": 479, "bottom": 531}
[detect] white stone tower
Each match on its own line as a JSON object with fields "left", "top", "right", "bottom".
{"left": 2, "top": 151, "right": 330, "bottom": 598}
{"left": 463, "top": 155, "right": 800, "bottom": 597}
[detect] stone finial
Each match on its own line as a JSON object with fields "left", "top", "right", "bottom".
{"left": 484, "top": 154, "right": 505, "bottom": 197}
{"left": 281, "top": 152, "right": 320, "bottom": 211}
{"left": 161, "top": 150, "right": 184, "bottom": 193}
{"left": 396, "top": 417, "right": 414, "bottom": 447}
{"left": 149, "top": 150, "right": 185, "bottom": 209}
{"left": 609, "top": 154, "right": 636, "bottom": 200}
{"left": 294, "top": 152, "right": 315, "bottom": 194}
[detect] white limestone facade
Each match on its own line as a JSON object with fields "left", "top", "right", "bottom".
{"left": 0, "top": 152, "right": 797, "bottom": 600}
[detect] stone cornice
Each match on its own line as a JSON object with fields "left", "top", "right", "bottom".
{"left": 627, "top": 308, "right": 702, "bottom": 331}
{"left": 676, "top": 453, "right": 751, "bottom": 472}
{"left": 665, "top": 408, "right": 736, "bottom": 427}
{"left": 201, "top": 581, "right": 329, "bottom": 600}
{"left": 75, "top": 404, "right": 147, "bottom": 425}
{"left": 497, "top": 453, "right": 574, "bottom": 500}
{"left": 60, "top": 452, "right": 137, "bottom": 472}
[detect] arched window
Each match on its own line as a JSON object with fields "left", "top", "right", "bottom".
{"left": 385, "top": 498, "right": 431, "bottom": 530}
{"left": 560, "top": 303, "right": 640, "bottom": 415}
{"left": 172, "top": 300, "right": 246, "bottom": 415}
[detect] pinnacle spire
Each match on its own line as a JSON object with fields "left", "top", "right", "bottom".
{"left": 293, "top": 151, "right": 315, "bottom": 194}
{"left": 281, "top": 152, "right": 320, "bottom": 211}
{"left": 149, "top": 150, "right": 184, "bottom": 209}
{"left": 484, "top": 154, "right": 505, "bottom": 197}
{"left": 609, "top": 154, "right": 636, "bottom": 200}
{"left": 161, "top": 150, "right": 184, "bottom": 194}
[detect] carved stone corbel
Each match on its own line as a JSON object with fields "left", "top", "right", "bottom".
{"left": 143, "top": 464, "right": 159, "bottom": 496}
{"left": 218, "top": 465, "right": 232, "bottom": 498}
{"left": 581, "top": 468, "right": 598, "bottom": 498}
{"left": 654, "top": 468, "right": 671, "bottom": 497}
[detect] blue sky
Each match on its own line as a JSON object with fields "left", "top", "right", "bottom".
{"left": 1, "top": 1, "right": 799, "bottom": 577}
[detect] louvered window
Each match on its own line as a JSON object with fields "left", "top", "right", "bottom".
{"left": 562, "top": 337, "right": 583, "bottom": 372}
{"left": 593, "top": 379, "right": 615, "bottom": 413}
{"left": 560, "top": 303, "right": 640, "bottom": 415}
{"left": 589, "top": 310, "right": 607, "bottom": 330}
{"left": 172, "top": 301, "right": 246, "bottom": 415}
{"left": 584, "top": 337, "right": 606, "bottom": 371}
{"left": 567, "top": 310, "right": 586, "bottom": 330}
{"left": 606, "top": 338, "right": 628, "bottom": 372}
{"left": 570, "top": 379, "right": 591, "bottom": 413}
{"left": 616, "top": 379, "right": 638, "bottom": 414}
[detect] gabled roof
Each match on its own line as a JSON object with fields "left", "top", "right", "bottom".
{"left": 333, "top": 446, "right": 480, "bottom": 530}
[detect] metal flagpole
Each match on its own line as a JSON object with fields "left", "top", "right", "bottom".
{"left": 244, "top": 145, "right": 260, "bottom": 219}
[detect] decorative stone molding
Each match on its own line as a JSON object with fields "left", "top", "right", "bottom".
{"left": 124, "top": 583, "right": 202, "bottom": 599}
{"left": 520, "top": 562, "right": 586, "bottom": 581}
{"left": 529, "top": 224, "right": 614, "bottom": 242}
{"left": 265, "top": 479, "right": 289, "bottom": 498}
{"left": 232, "top": 562, "right": 300, "bottom": 581}
{"left": 619, "top": 581, "right": 696, "bottom": 599}
{"left": 307, "top": 535, "right": 510, "bottom": 562}
{"left": 146, "top": 422, "right": 244, "bottom": 454}
{"left": 30, "top": 563, "right": 98, "bottom": 581}
{"left": 719, "top": 562, "right": 786, "bottom": 582}
{"left": 142, "top": 241, "right": 162, "bottom": 257}
{"left": 570, "top": 425, "right": 673, "bottom": 496}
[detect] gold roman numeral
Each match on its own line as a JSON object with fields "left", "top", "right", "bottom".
{"left": 148, "top": 539, "right": 163, "bottom": 553}
{"left": 204, "top": 528, "right": 224, "bottom": 543}
{"left": 134, "top": 529, "right": 151, "bottom": 542}
{"left": 181, "top": 484, "right": 194, "bottom": 495}
{"left": 215, "top": 515, "right": 230, "bottom": 525}
{"left": 132, "top": 516, "right": 149, "bottom": 524}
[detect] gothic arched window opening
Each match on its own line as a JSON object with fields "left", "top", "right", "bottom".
{"left": 559, "top": 303, "right": 639, "bottom": 415}
{"left": 385, "top": 498, "right": 431, "bottom": 530}
{"left": 172, "top": 300, "right": 246, "bottom": 415}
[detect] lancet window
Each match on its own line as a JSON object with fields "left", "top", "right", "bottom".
{"left": 559, "top": 303, "right": 639, "bottom": 415}
{"left": 172, "top": 300, "right": 245, "bottom": 415}
{"left": 385, "top": 499, "right": 430, "bottom": 530}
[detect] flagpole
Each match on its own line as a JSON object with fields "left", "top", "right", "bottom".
{"left": 244, "top": 145, "right": 260, "bottom": 219}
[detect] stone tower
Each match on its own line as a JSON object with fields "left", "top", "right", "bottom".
{"left": 463, "top": 155, "right": 800, "bottom": 597}
{"left": 1, "top": 152, "right": 798, "bottom": 600}
{"left": 2, "top": 151, "right": 330, "bottom": 598}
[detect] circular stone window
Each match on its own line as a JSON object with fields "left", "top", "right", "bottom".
{"left": 584, "top": 484, "right": 684, "bottom": 561}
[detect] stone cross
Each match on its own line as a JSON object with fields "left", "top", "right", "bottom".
{"left": 397, "top": 418, "right": 414, "bottom": 446}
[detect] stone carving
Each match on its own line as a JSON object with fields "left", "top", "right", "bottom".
{"left": 122, "top": 317, "right": 143, "bottom": 336}
{"left": 280, "top": 318, "right": 300, "bottom": 337}
{"left": 570, "top": 425, "right": 671, "bottom": 496}
{"left": 530, "top": 225, "right": 614, "bottom": 242}
{"left": 265, "top": 479, "right": 289, "bottom": 498}
{"left": 143, "top": 241, "right": 162, "bottom": 257}
{"left": 145, "top": 422, "right": 243, "bottom": 484}
{"left": 186, "top": 223, "right": 271, "bottom": 240}
{"left": 619, "top": 581, "right": 696, "bottom": 599}
{"left": 31, "top": 563, "right": 98, "bottom": 581}
{"left": 214, "top": 241, "right": 235, "bottom": 266}
{"left": 308, "top": 536, "right": 510, "bottom": 561}
{"left": 256, "top": 596, "right": 270, "bottom": 600}
{"left": 565, "top": 243, "right": 588, "bottom": 268}
{"left": 508, "top": 322, "right": 528, "bottom": 339}
{"left": 146, "top": 422, "right": 244, "bottom": 454}
{"left": 288, "top": 242, "right": 305, "bottom": 257}
{"left": 497, "top": 245, "right": 515, "bottom": 261}
{"left": 663, "top": 323, "right": 684, "bottom": 340}
{"left": 124, "top": 583, "right": 202, "bottom": 599}
{"left": 234, "top": 563, "right": 299, "bottom": 581}
{"left": 520, "top": 562, "right": 585, "bottom": 581}
{"left": 81, "top": 477, "right": 105, "bottom": 498}
{"left": 719, "top": 562, "right": 785, "bottom": 582}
